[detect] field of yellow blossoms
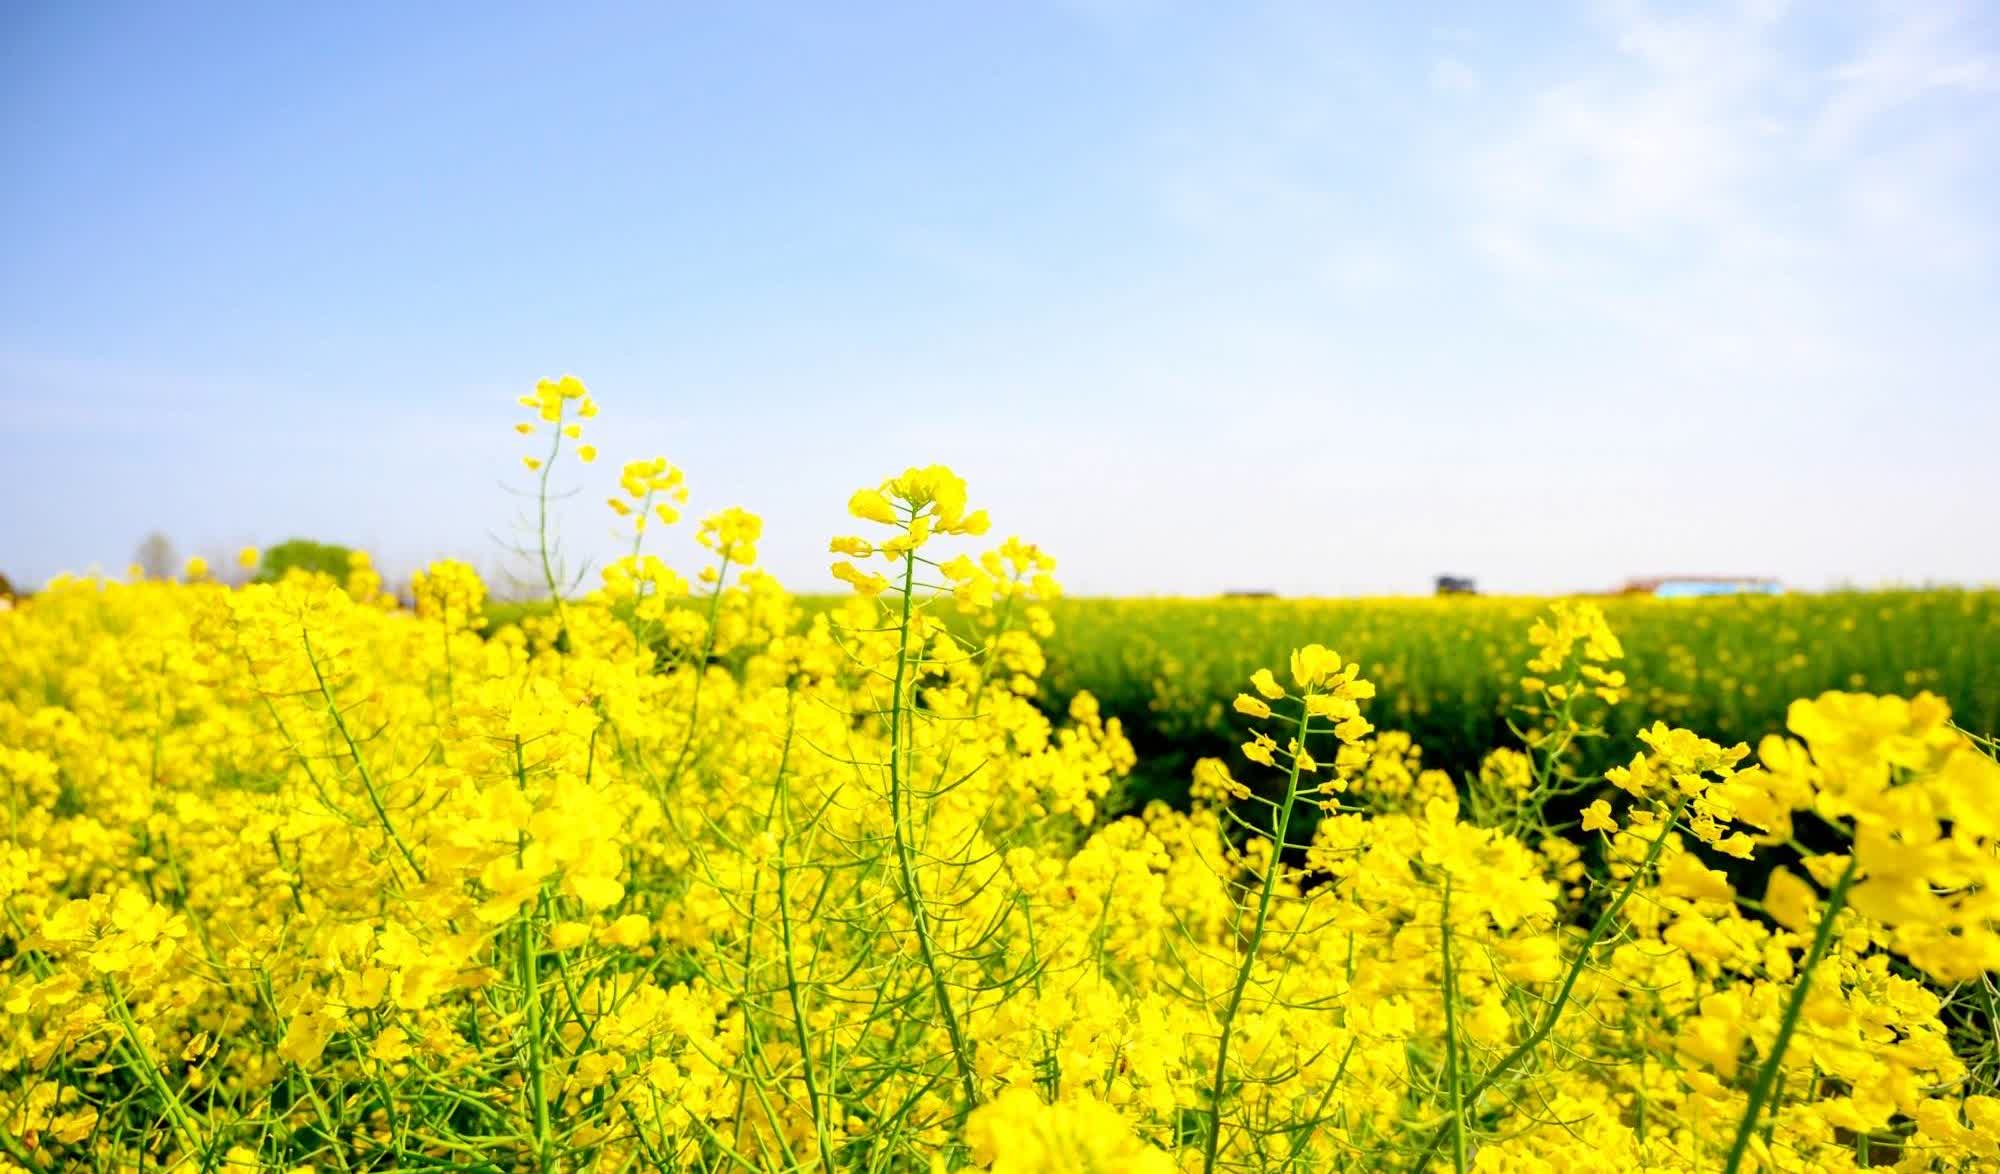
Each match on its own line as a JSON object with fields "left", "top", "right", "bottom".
{"left": 4, "top": 377, "right": 1997, "bottom": 1173}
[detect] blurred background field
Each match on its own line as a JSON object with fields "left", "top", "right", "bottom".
{"left": 1040, "top": 590, "right": 2000, "bottom": 800}
{"left": 490, "top": 587, "right": 1999, "bottom": 805}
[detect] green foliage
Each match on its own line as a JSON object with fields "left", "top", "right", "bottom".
{"left": 253, "top": 538, "right": 354, "bottom": 583}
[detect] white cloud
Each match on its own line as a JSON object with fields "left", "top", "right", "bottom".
{"left": 1810, "top": 4, "right": 2000, "bottom": 158}
{"left": 1448, "top": 0, "right": 1998, "bottom": 388}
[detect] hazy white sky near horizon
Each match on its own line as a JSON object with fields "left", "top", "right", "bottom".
{"left": 3, "top": 1, "right": 1996, "bottom": 596}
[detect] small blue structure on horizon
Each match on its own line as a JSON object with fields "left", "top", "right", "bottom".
{"left": 1622, "top": 576, "right": 1783, "bottom": 599}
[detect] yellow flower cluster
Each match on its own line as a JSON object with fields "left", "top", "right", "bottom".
{"left": 410, "top": 558, "right": 486, "bottom": 631}
{"left": 515, "top": 373, "right": 597, "bottom": 470}
{"left": 1757, "top": 692, "right": 2000, "bottom": 981}
{"left": 831, "top": 465, "right": 1006, "bottom": 605}
{"left": 962, "top": 1087, "right": 1173, "bottom": 1174}
{"left": 609, "top": 456, "right": 689, "bottom": 528}
{"left": 1, "top": 381, "right": 1993, "bottom": 1173}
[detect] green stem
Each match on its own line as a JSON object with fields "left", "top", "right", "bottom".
{"left": 666, "top": 553, "right": 732, "bottom": 791}
{"left": 1719, "top": 854, "right": 1860, "bottom": 1174}
{"left": 885, "top": 543, "right": 980, "bottom": 1109}
{"left": 302, "top": 630, "right": 426, "bottom": 883}
{"left": 534, "top": 408, "right": 570, "bottom": 634}
{"left": 1441, "top": 874, "right": 1469, "bottom": 1174}
{"left": 105, "top": 981, "right": 207, "bottom": 1166}
{"left": 517, "top": 894, "right": 553, "bottom": 1173}
{"left": 1202, "top": 696, "right": 1312, "bottom": 1174}
{"left": 513, "top": 737, "right": 554, "bottom": 1174}
{"left": 0, "top": 1123, "right": 49, "bottom": 1174}
{"left": 775, "top": 704, "right": 839, "bottom": 1172}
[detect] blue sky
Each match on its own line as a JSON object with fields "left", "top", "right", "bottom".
{"left": 3, "top": 1, "right": 1996, "bottom": 595}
